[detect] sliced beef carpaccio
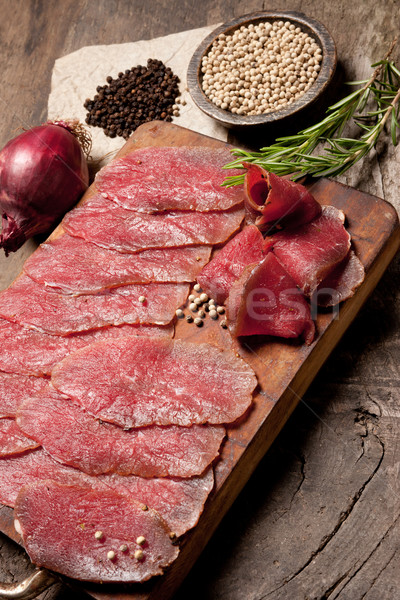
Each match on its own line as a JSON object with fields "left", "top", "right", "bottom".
{"left": 17, "top": 386, "right": 225, "bottom": 478}
{"left": 0, "top": 318, "right": 172, "bottom": 376}
{"left": 24, "top": 234, "right": 211, "bottom": 294}
{"left": 0, "top": 372, "right": 48, "bottom": 417}
{"left": 197, "top": 225, "right": 266, "bottom": 305}
{"left": 0, "top": 318, "right": 79, "bottom": 376}
{"left": 244, "top": 164, "right": 322, "bottom": 230}
{"left": 268, "top": 205, "right": 351, "bottom": 296}
{"left": 0, "top": 276, "right": 188, "bottom": 334}
{"left": 0, "top": 450, "right": 94, "bottom": 507}
{"left": 226, "top": 252, "right": 315, "bottom": 344}
{"left": 101, "top": 469, "right": 214, "bottom": 538}
{"left": 95, "top": 146, "right": 245, "bottom": 213}
{"left": 0, "top": 448, "right": 213, "bottom": 536}
{"left": 63, "top": 194, "right": 244, "bottom": 253}
{"left": 15, "top": 481, "right": 179, "bottom": 583}
{"left": 0, "top": 418, "right": 39, "bottom": 456}
{"left": 312, "top": 250, "right": 365, "bottom": 307}
{"left": 51, "top": 336, "right": 257, "bottom": 428}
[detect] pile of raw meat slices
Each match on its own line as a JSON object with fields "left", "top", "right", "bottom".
{"left": 198, "top": 164, "right": 365, "bottom": 342}
{"left": 0, "top": 146, "right": 365, "bottom": 585}
{"left": 0, "top": 145, "right": 259, "bottom": 584}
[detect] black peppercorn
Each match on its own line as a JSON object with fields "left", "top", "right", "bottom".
{"left": 84, "top": 58, "right": 181, "bottom": 139}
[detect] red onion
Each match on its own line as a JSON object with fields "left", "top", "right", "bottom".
{"left": 0, "top": 120, "right": 90, "bottom": 255}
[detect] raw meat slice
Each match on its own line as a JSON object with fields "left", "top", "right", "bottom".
{"left": 269, "top": 206, "right": 351, "bottom": 295}
{"left": 24, "top": 234, "right": 211, "bottom": 294}
{"left": 52, "top": 337, "right": 257, "bottom": 428}
{"left": 14, "top": 481, "right": 179, "bottom": 582}
{"left": 0, "top": 318, "right": 78, "bottom": 376}
{"left": 95, "top": 146, "right": 245, "bottom": 212}
{"left": 0, "top": 450, "right": 95, "bottom": 507}
{"left": 0, "top": 275, "right": 188, "bottom": 334}
{"left": 0, "top": 418, "right": 39, "bottom": 456}
{"left": 17, "top": 386, "right": 225, "bottom": 477}
{"left": 197, "top": 225, "right": 266, "bottom": 304}
{"left": 226, "top": 253, "right": 315, "bottom": 344}
{"left": 101, "top": 469, "right": 214, "bottom": 537}
{"left": 0, "top": 318, "right": 172, "bottom": 376}
{"left": 0, "top": 372, "right": 48, "bottom": 417}
{"left": 63, "top": 194, "right": 244, "bottom": 252}
{"left": 0, "top": 448, "right": 213, "bottom": 536}
{"left": 244, "top": 164, "right": 321, "bottom": 230}
{"left": 312, "top": 250, "right": 365, "bottom": 307}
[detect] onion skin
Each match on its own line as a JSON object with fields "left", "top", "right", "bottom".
{"left": 0, "top": 123, "right": 89, "bottom": 255}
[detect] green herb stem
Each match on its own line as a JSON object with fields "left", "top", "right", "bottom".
{"left": 223, "top": 40, "right": 400, "bottom": 185}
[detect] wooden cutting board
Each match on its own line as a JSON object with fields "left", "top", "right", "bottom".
{"left": 0, "top": 121, "right": 399, "bottom": 600}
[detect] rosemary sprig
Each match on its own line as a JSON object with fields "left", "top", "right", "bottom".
{"left": 223, "top": 40, "right": 400, "bottom": 185}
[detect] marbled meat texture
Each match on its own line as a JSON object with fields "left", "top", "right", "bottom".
{"left": 197, "top": 225, "right": 266, "bottom": 305}
{"left": 268, "top": 205, "right": 351, "bottom": 296}
{"left": 101, "top": 469, "right": 214, "bottom": 537}
{"left": 94, "top": 146, "right": 245, "bottom": 213}
{"left": 0, "top": 275, "right": 188, "bottom": 334}
{"left": 312, "top": 250, "right": 365, "bottom": 307}
{"left": 0, "top": 318, "right": 172, "bottom": 376}
{"left": 0, "top": 372, "right": 48, "bottom": 417}
{"left": 14, "top": 481, "right": 179, "bottom": 582}
{"left": 0, "top": 449, "right": 213, "bottom": 536}
{"left": 24, "top": 234, "right": 211, "bottom": 294}
{"left": 63, "top": 193, "right": 244, "bottom": 253}
{"left": 17, "top": 386, "right": 225, "bottom": 478}
{"left": 0, "top": 449, "right": 94, "bottom": 507}
{"left": 51, "top": 337, "right": 257, "bottom": 428}
{"left": 226, "top": 252, "right": 315, "bottom": 344}
{"left": 0, "top": 418, "right": 39, "bottom": 456}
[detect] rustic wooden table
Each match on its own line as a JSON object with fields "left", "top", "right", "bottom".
{"left": 0, "top": 1, "right": 399, "bottom": 599}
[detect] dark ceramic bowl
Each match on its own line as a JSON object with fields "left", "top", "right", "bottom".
{"left": 187, "top": 11, "right": 337, "bottom": 129}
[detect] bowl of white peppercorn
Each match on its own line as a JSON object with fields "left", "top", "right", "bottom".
{"left": 187, "top": 11, "right": 337, "bottom": 129}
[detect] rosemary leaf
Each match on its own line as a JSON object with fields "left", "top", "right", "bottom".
{"left": 223, "top": 41, "right": 400, "bottom": 184}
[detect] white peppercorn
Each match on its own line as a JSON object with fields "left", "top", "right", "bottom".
{"left": 201, "top": 19, "right": 322, "bottom": 116}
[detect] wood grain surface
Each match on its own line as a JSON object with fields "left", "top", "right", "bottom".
{"left": 0, "top": 2, "right": 399, "bottom": 600}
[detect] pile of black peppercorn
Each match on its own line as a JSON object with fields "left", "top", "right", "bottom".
{"left": 84, "top": 59, "right": 181, "bottom": 140}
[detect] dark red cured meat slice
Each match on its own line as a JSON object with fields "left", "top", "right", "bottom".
{"left": 311, "top": 250, "right": 365, "bottom": 307}
{"left": 0, "top": 372, "right": 48, "bottom": 417}
{"left": 14, "top": 481, "right": 179, "bottom": 582}
{"left": 268, "top": 206, "right": 351, "bottom": 296}
{"left": 95, "top": 146, "right": 245, "bottom": 212}
{"left": 24, "top": 234, "right": 211, "bottom": 294}
{"left": 197, "top": 225, "right": 266, "bottom": 304}
{"left": 101, "top": 469, "right": 214, "bottom": 537}
{"left": 63, "top": 194, "right": 244, "bottom": 253}
{"left": 0, "top": 275, "right": 188, "bottom": 334}
{"left": 0, "top": 448, "right": 213, "bottom": 536}
{"left": 244, "top": 164, "right": 321, "bottom": 230}
{"left": 226, "top": 253, "right": 315, "bottom": 344}
{"left": 51, "top": 337, "right": 257, "bottom": 428}
{"left": 0, "top": 318, "right": 172, "bottom": 376}
{"left": 17, "top": 386, "right": 225, "bottom": 477}
{"left": 0, "top": 418, "right": 39, "bottom": 456}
